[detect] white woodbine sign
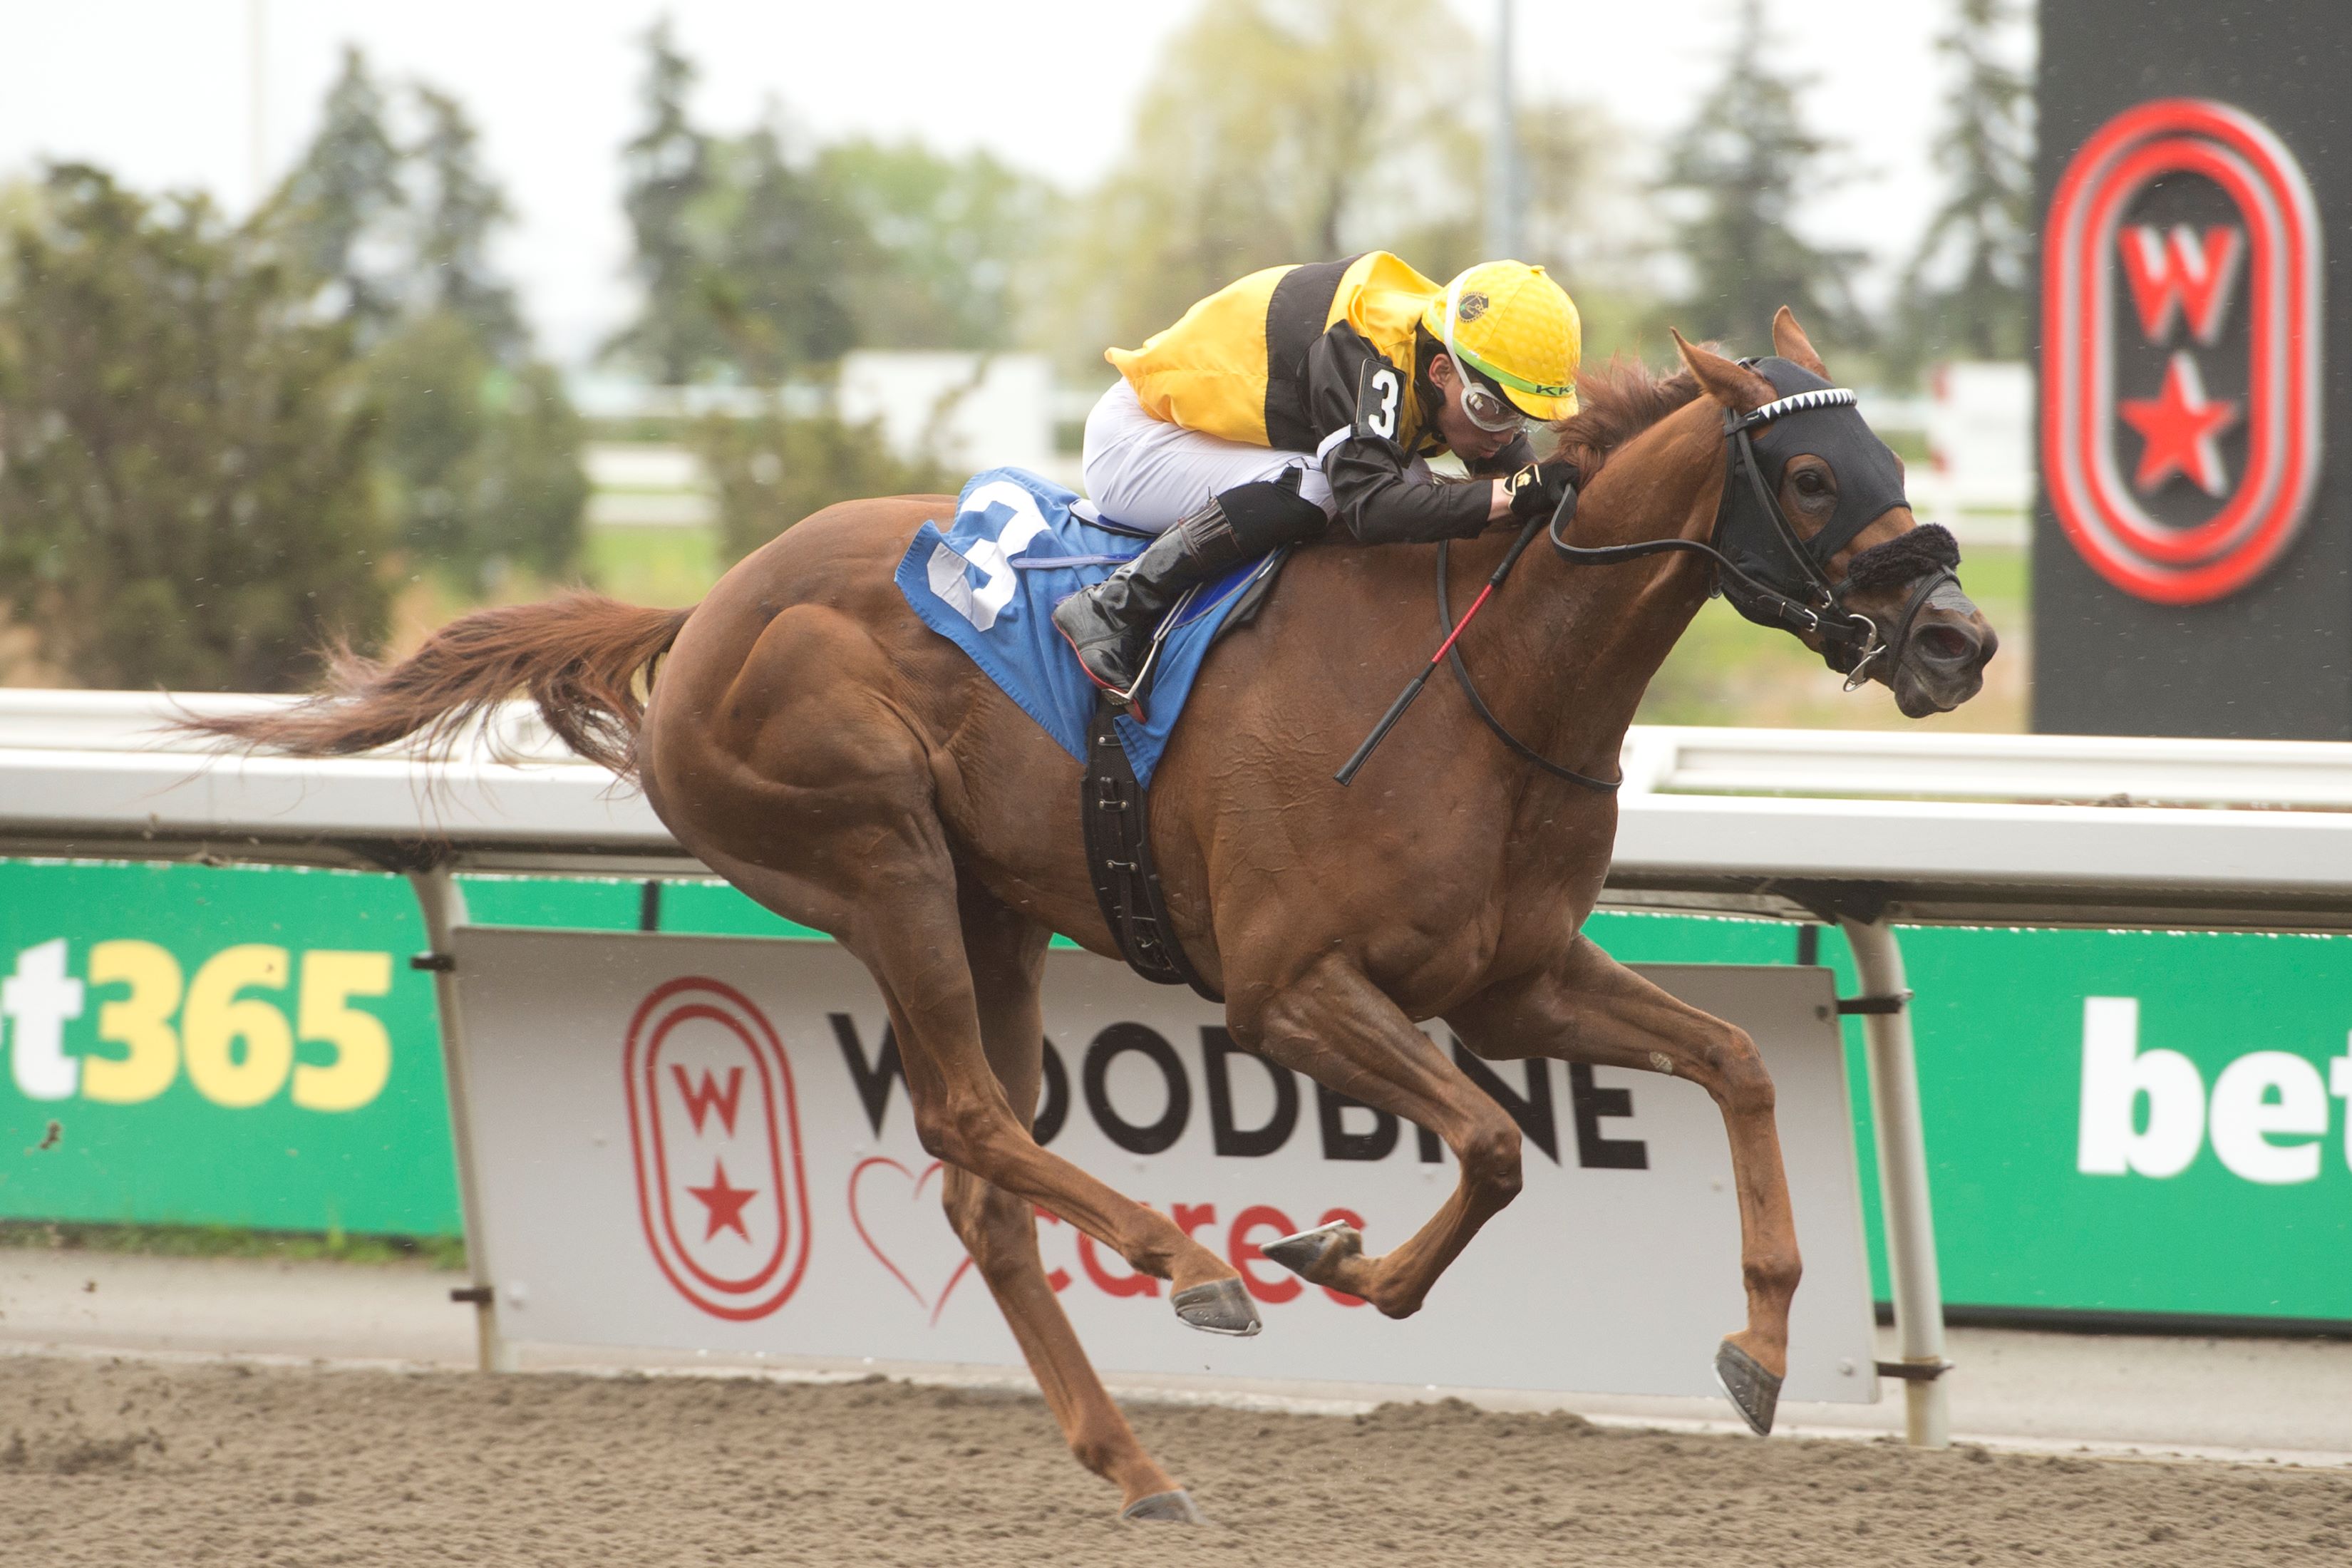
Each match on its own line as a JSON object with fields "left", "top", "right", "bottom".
{"left": 452, "top": 929, "right": 1879, "bottom": 1404}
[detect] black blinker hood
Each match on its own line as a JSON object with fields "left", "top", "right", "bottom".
{"left": 1705, "top": 356, "right": 1927, "bottom": 674}
{"left": 1745, "top": 356, "right": 1912, "bottom": 566}
{"left": 1542, "top": 354, "right": 1969, "bottom": 693}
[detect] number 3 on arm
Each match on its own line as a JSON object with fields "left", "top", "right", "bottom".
{"left": 1358, "top": 363, "right": 1401, "bottom": 442}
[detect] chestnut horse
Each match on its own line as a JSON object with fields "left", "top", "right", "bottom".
{"left": 195, "top": 315, "right": 1993, "bottom": 1522}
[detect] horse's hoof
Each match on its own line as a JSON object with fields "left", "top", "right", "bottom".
{"left": 1123, "top": 1488, "right": 1209, "bottom": 1525}
{"left": 1260, "top": 1219, "right": 1358, "bottom": 1283}
{"left": 1171, "top": 1277, "right": 1262, "bottom": 1336}
{"left": 1713, "top": 1339, "right": 1782, "bottom": 1435}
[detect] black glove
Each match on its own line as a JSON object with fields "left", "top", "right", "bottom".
{"left": 1505, "top": 460, "right": 1578, "bottom": 524}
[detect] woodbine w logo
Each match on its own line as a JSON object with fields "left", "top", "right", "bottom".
{"left": 622, "top": 976, "right": 812, "bottom": 1321}
{"left": 2043, "top": 98, "right": 2323, "bottom": 604}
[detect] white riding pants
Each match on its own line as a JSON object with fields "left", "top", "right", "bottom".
{"left": 1079, "top": 381, "right": 1337, "bottom": 532}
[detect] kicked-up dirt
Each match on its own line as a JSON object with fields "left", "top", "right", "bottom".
{"left": 1, "top": 1353, "right": 2344, "bottom": 1567}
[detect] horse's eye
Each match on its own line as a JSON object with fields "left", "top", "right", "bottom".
{"left": 1794, "top": 469, "right": 1829, "bottom": 496}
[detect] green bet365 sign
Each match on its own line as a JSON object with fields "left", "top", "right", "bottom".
{"left": 0, "top": 861, "right": 458, "bottom": 1235}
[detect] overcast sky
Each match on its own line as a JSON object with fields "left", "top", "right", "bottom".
{"left": 0, "top": 0, "right": 2033, "bottom": 366}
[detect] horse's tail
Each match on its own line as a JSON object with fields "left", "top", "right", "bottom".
{"left": 179, "top": 592, "right": 694, "bottom": 778}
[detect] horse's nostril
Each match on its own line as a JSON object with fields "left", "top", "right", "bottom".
{"left": 1914, "top": 622, "right": 1978, "bottom": 666}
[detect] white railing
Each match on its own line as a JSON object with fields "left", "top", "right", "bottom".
{"left": 28, "top": 691, "right": 2352, "bottom": 810}
{"left": 1619, "top": 725, "right": 2352, "bottom": 810}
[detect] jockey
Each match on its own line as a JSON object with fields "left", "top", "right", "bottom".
{"left": 1054, "top": 251, "right": 1582, "bottom": 701}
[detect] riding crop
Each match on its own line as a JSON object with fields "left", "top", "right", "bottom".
{"left": 1334, "top": 486, "right": 1572, "bottom": 786}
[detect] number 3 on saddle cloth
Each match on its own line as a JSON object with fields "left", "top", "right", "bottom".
{"left": 893, "top": 468, "right": 1286, "bottom": 1001}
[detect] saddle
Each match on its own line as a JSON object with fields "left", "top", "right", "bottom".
{"left": 886, "top": 466, "right": 1288, "bottom": 1001}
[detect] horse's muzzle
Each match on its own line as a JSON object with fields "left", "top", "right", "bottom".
{"left": 1889, "top": 583, "right": 1996, "bottom": 718}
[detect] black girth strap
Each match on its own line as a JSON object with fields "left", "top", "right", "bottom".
{"left": 1434, "top": 539, "right": 1621, "bottom": 793}
{"left": 1080, "top": 695, "right": 1222, "bottom": 1003}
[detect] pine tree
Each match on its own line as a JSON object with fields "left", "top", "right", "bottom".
{"left": 273, "top": 46, "right": 405, "bottom": 337}
{"left": 366, "top": 81, "right": 582, "bottom": 591}
{"left": 606, "top": 19, "right": 717, "bottom": 383}
{"left": 1656, "top": 0, "right": 1862, "bottom": 356}
{"left": 704, "top": 121, "right": 862, "bottom": 381}
{"left": 411, "top": 86, "right": 522, "bottom": 357}
{"left": 1899, "top": 0, "right": 2031, "bottom": 367}
{"left": 269, "top": 64, "right": 585, "bottom": 593}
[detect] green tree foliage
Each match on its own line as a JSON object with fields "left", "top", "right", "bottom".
{"left": 605, "top": 35, "right": 1061, "bottom": 383}
{"left": 604, "top": 34, "right": 867, "bottom": 384}
{"left": 815, "top": 138, "right": 1061, "bottom": 352}
{"left": 367, "top": 314, "right": 587, "bottom": 589}
{"left": 411, "top": 86, "right": 524, "bottom": 355}
{"left": 701, "top": 122, "right": 863, "bottom": 381}
{"left": 606, "top": 19, "right": 719, "bottom": 383}
{"left": 269, "top": 55, "right": 584, "bottom": 594}
{"left": 0, "top": 167, "right": 388, "bottom": 690}
{"left": 274, "top": 46, "right": 406, "bottom": 338}
{"left": 1049, "top": 0, "right": 1617, "bottom": 378}
{"left": 1896, "top": 0, "right": 2031, "bottom": 372}
{"left": 1656, "top": 0, "right": 1862, "bottom": 356}
{"left": 695, "top": 403, "right": 951, "bottom": 566}
{"left": 1064, "top": 0, "right": 1482, "bottom": 363}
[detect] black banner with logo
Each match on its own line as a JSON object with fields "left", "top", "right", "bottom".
{"left": 2033, "top": 3, "right": 2349, "bottom": 737}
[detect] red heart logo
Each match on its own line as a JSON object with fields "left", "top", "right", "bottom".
{"left": 847, "top": 1157, "right": 975, "bottom": 1326}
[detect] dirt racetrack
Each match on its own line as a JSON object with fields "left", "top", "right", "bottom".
{"left": 3, "top": 1353, "right": 2345, "bottom": 1567}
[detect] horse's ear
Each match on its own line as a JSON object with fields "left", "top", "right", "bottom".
{"left": 1770, "top": 307, "right": 1830, "bottom": 378}
{"left": 1672, "top": 330, "right": 1778, "bottom": 415}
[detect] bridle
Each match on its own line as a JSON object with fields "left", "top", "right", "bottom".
{"left": 1425, "top": 381, "right": 1964, "bottom": 793}
{"left": 1549, "top": 386, "right": 1902, "bottom": 676}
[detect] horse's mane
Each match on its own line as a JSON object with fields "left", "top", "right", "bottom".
{"left": 1552, "top": 356, "right": 1703, "bottom": 476}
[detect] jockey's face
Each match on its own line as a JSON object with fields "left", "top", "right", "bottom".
{"left": 1429, "top": 354, "right": 1524, "bottom": 463}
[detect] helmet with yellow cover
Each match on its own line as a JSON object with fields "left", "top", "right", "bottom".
{"left": 1420, "top": 260, "right": 1581, "bottom": 424}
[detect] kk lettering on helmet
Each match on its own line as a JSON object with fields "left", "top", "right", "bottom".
{"left": 2043, "top": 98, "right": 2323, "bottom": 605}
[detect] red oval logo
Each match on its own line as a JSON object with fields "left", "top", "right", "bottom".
{"left": 623, "top": 976, "right": 811, "bottom": 1320}
{"left": 2043, "top": 98, "right": 2323, "bottom": 604}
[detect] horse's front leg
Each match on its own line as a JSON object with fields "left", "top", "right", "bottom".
{"left": 1229, "top": 952, "right": 1526, "bottom": 1319}
{"left": 1446, "top": 934, "right": 1802, "bottom": 1435}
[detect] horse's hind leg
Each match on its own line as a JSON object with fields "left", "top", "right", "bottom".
{"left": 1230, "top": 953, "right": 1527, "bottom": 1320}
{"left": 939, "top": 886, "right": 1202, "bottom": 1521}
{"left": 1448, "top": 934, "right": 1802, "bottom": 1435}
{"left": 666, "top": 647, "right": 1249, "bottom": 1336}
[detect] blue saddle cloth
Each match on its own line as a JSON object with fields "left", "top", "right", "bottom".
{"left": 893, "top": 468, "right": 1270, "bottom": 788}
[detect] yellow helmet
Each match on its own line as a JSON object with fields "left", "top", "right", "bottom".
{"left": 1420, "top": 260, "right": 1581, "bottom": 421}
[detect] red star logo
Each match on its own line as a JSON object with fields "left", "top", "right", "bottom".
{"left": 687, "top": 1161, "right": 758, "bottom": 1242}
{"left": 2119, "top": 351, "right": 2238, "bottom": 497}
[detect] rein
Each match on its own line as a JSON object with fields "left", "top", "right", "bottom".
{"left": 1337, "top": 379, "right": 1964, "bottom": 788}
{"left": 1435, "top": 533, "right": 1621, "bottom": 792}
{"left": 1544, "top": 395, "right": 1881, "bottom": 675}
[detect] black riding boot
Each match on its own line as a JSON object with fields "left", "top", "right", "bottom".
{"left": 1053, "top": 478, "right": 1327, "bottom": 701}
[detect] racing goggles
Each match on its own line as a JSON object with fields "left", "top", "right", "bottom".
{"left": 1440, "top": 277, "right": 1536, "bottom": 434}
